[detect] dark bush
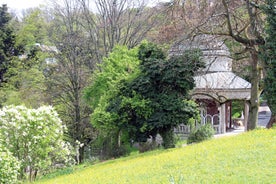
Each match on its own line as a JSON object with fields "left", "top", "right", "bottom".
{"left": 187, "top": 124, "right": 215, "bottom": 144}
{"left": 160, "top": 129, "right": 176, "bottom": 149}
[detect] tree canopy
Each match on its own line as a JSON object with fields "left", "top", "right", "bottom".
{"left": 262, "top": 0, "right": 276, "bottom": 127}
{"left": 87, "top": 42, "right": 204, "bottom": 149}
{"left": 117, "top": 42, "right": 204, "bottom": 148}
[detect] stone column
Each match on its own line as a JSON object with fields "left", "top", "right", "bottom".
{"left": 219, "top": 103, "right": 226, "bottom": 133}
{"left": 244, "top": 101, "right": 250, "bottom": 131}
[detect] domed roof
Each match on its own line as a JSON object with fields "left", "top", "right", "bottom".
{"left": 170, "top": 34, "right": 251, "bottom": 101}
{"left": 192, "top": 71, "right": 251, "bottom": 101}
{"left": 170, "top": 34, "right": 232, "bottom": 72}
{"left": 194, "top": 71, "right": 251, "bottom": 89}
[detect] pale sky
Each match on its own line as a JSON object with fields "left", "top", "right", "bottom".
{"left": 0, "top": 0, "right": 169, "bottom": 16}
{"left": 0, "top": 0, "right": 46, "bottom": 13}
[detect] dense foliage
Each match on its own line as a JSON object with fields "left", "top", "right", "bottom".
{"left": 187, "top": 124, "right": 215, "bottom": 144}
{"left": 88, "top": 42, "right": 204, "bottom": 150}
{"left": 121, "top": 43, "right": 204, "bottom": 148}
{"left": 0, "top": 9, "right": 51, "bottom": 108}
{"left": 0, "top": 144, "right": 20, "bottom": 184}
{"left": 0, "top": 105, "right": 74, "bottom": 181}
{"left": 84, "top": 45, "right": 140, "bottom": 110}
{"left": 84, "top": 45, "right": 140, "bottom": 158}
{"left": 262, "top": 0, "right": 276, "bottom": 127}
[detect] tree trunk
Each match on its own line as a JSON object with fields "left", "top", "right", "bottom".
{"left": 79, "top": 146, "right": 84, "bottom": 163}
{"left": 159, "top": 127, "right": 175, "bottom": 149}
{"left": 247, "top": 50, "right": 260, "bottom": 130}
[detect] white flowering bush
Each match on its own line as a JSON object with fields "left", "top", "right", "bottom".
{"left": 0, "top": 105, "right": 74, "bottom": 181}
{"left": 0, "top": 144, "right": 20, "bottom": 184}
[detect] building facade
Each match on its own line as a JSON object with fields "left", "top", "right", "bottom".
{"left": 171, "top": 35, "right": 251, "bottom": 135}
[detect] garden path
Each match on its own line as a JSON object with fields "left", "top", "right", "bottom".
{"left": 214, "top": 104, "right": 271, "bottom": 138}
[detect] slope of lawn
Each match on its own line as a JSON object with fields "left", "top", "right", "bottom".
{"left": 34, "top": 129, "right": 276, "bottom": 184}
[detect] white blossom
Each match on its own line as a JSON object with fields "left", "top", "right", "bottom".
{"left": 0, "top": 105, "right": 74, "bottom": 179}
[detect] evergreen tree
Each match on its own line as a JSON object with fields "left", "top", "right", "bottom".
{"left": 0, "top": 4, "right": 17, "bottom": 85}
{"left": 127, "top": 42, "right": 203, "bottom": 148}
{"left": 262, "top": 0, "right": 276, "bottom": 128}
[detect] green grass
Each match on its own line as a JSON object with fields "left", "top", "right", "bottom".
{"left": 33, "top": 129, "right": 276, "bottom": 184}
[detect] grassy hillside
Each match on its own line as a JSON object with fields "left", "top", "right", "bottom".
{"left": 34, "top": 129, "right": 276, "bottom": 184}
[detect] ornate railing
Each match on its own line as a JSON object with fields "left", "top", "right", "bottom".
{"left": 174, "top": 113, "right": 221, "bottom": 136}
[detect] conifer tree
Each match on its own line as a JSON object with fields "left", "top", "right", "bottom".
{"left": 262, "top": 0, "right": 276, "bottom": 128}
{"left": 0, "top": 4, "right": 17, "bottom": 85}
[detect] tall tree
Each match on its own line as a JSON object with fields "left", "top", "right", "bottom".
{"left": 262, "top": 0, "right": 276, "bottom": 128}
{"left": 210, "top": 0, "right": 265, "bottom": 131}
{"left": 0, "top": 4, "right": 17, "bottom": 86}
{"left": 48, "top": 0, "right": 96, "bottom": 163}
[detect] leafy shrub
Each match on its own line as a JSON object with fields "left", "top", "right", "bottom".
{"left": 0, "top": 105, "right": 74, "bottom": 181}
{"left": 160, "top": 129, "right": 176, "bottom": 149}
{"left": 187, "top": 124, "right": 215, "bottom": 144}
{"left": 231, "top": 101, "right": 243, "bottom": 118}
{"left": 0, "top": 144, "right": 20, "bottom": 184}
